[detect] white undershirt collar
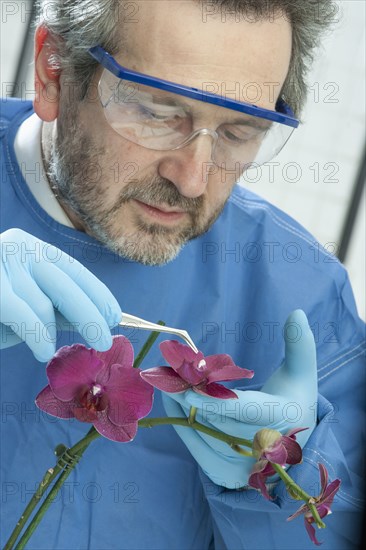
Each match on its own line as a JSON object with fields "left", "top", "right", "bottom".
{"left": 13, "top": 113, "right": 75, "bottom": 228}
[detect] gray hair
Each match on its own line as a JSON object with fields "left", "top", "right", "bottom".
{"left": 36, "top": 0, "right": 121, "bottom": 98}
{"left": 36, "top": 0, "right": 337, "bottom": 116}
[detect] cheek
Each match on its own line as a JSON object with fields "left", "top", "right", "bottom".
{"left": 101, "top": 139, "right": 158, "bottom": 186}
{"left": 79, "top": 93, "right": 165, "bottom": 174}
{"left": 78, "top": 120, "right": 154, "bottom": 185}
{"left": 208, "top": 171, "right": 237, "bottom": 201}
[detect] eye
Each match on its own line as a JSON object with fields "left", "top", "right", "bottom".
{"left": 219, "top": 124, "right": 269, "bottom": 145}
{"left": 138, "top": 102, "right": 188, "bottom": 124}
{"left": 140, "top": 106, "right": 180, "bottom": 122}
{"left": 222, "top": 128, "right": 250, "bottom": 143}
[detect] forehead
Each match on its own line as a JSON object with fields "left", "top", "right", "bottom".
{"left": 119, "top": 0, "right": 292, "bottom": 108}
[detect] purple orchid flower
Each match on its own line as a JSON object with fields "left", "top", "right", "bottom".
{"left": 36, "top": 336, "right": 154, "bottom": 442}
{"left": 248, "top": 427, "right": 306, "bottom": 500}
{"left": 140, "top": 340, "right": 254, "bottom": 399}
{"left": 287, "top": 463, "right": 341, "bottom": 545}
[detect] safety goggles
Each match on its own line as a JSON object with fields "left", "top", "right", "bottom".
{"left": 89, "top": 46, "right": 299, "bottom": 171}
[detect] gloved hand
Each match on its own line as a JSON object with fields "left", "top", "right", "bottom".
{"left": 1, "top": 228, "right": 122, "bottom": 362}
{"left": 162, "top": 310, "right": 318, "bottom": 489}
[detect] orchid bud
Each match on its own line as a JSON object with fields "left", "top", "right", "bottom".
{"left": 252, "top": 428, "right": 282, "bottom": 459}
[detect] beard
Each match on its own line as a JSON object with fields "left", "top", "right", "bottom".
{"left": 46, "top": 107, "right": 228, "bottom": 266}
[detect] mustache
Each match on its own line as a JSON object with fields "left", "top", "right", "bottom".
{"left": 111, "top": 175, "right": 204, "bottom": 214}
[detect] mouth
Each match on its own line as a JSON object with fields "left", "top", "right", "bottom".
{"left": 133, "top": 200, "right": 188, "bottom": 224}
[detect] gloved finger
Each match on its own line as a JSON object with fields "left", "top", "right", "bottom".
{"left": 163, "top": 391, "right": 262, "bottom": 453}
{"left": 40, "top": 249, "right": 122, "bottom": 329}
{"left": 1, "top": 228, "right": 121, "bottom": 329}
{"left": 0, "top": 288, "right": 56, "bottom": 361}
{"left": 0, "top": 270, "right": 56, "bottom": 358}
{"left": 261, "top": 309, "right": 317, "bottom": 398}
{"left": 162, "top": 394, "right": 255, "bottom": 488}
{"left": 3, "top": 264, "right": 58, "bottom": 343}
{"left": 161, "top": 390, "right": 193, "bottom": 410}
{"left": 32, "top": 262, "right": 116, "bottom": 351}
{"left": 1, "top": 229, "right": 121, "bottom": 331}
{"left": 283, "top": 309, "right": 317, "bottom": 377}
{"left": 184, "top": 389, "right": 291, "bottom": 427}
{"left": 54, "top": 310, "right": 107, "bottom": 336}
{"left": 162, "top": 394, "right": 240, "bottom": 457}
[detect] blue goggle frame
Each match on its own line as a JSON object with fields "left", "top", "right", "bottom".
{"left": 88, "top": 45, "right": 299, "bottom": 129}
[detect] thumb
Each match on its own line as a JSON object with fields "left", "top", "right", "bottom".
{"left": 261, "top": 309, "right": 317, "bottom": 397}
{"left": 283, "top": 309, "right": 316, "bottom": 380}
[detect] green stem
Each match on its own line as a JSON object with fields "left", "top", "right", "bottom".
{"left": 4, "top": 468, "right": 58, "bottom": 550}
{"left": 65, "top": 427, "right": 100, "bottom": 456}
{"left": 230, "top": 444, "right": 253, "bottom": 457}
{"left": 138, "top": 416, "right": 253, "bottom": 448}
{"left": 271, "top": 463, "right": 326, "bottom": 529}
{"left": 133, "top": 321, "right": 166, "bottom": 369}
{"left": 15, "top": 462, "right": 78, "bottom": 549}
{"left": 4, "top": 428, "right": 100, "bottom": 550}
{"left": 188, "top": 406, "right": 197, "bottom": 424}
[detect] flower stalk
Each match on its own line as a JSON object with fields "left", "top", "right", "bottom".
{"left": 230, "top": 444, "right": 253, "bottom": 457}
{"left": 6, "top": 416, "right": 253, "bottom": 549}
{"left": 4, "top": 468, "right": 57, "bottom": 550}
{"left": 188, "top": 406, "right": 197, "bottom": 424}
{"left": 15, "top": 460, "right": 81, "bottom": 550}
{"left": 271, "top": 463, "right": 326, "bottom": 529}
{"left": 5, "top": 325, "right": 338, "bottom": 548}
{"left": 133, "top": 321, "right": 166, "bottom": 369}
{"left": 138, "top": 416, "right": 253, "bottom": 448}
{"left": 5, "top": 428, "right": 100, "bottom": 550}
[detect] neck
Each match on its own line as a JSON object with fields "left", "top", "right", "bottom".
{"left": 41, "top": 121, "right": 86, "bottom": 231}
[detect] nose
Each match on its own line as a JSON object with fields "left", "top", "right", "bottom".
{"left": 157, "top": 132, "right": 217, "bottom": 199}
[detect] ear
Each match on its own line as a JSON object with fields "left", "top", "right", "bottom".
{"left": 33, "top": 25, "right": 61, "bottom": 121}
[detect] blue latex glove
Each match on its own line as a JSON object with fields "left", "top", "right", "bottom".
{"left": 1, "top": 228, "right": 122, "bottom": 362}
{"left": 162, "top": 310, "right": 318, "bottom": 489}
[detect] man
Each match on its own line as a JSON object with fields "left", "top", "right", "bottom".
{"left": 1, "top": 1, "right": 365, "bottom": 548}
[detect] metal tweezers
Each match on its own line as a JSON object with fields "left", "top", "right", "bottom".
{"left": 119, "top": 313, "right": 198, "bottom": 354}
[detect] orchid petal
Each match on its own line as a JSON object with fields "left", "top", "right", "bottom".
{"left": 159, "top": 340, "right": 204, "bottom": 371}
{"left": 205, "top": 355, "right": 254, "bottom": 383}
{"left": 287, "top": 465, "right": 340, "bottom": 537}
{"left": 318, "top": 463, "right": 329, "bottom": 495}
{"left": 93, "top": 410, "right": 138, "bottom": 442}
{"left": 194, "top": 382, "right": 238, "bottom": 399}
{"left": 141, "top": 367, "right": 191, "bottom": 393}
{"left": 204, "top": 353, "right": 235, "bottom": 369}
{"left": 286, "top": 427, "right": 309, "bottom": 440}
{"left": 95, "top": 336, "right": 134, "bottom": 382}
{"left": 304, "top": 518, "right": 322, "bottom": 546}
{"left": 35, "top": 386, "right": 76, "bottom": 419}
{"left": 175, "top": 359, "right": 207, "bottom": 385}
{"left": 322, "top": 479, "right": 341, "bottom": 505}
{"left": 287, "top": 503, "right": 308, "bottom": 522}
{"left": 47, "top": 345, "right": 103, "bottom": 401}
{"left": 281, "top": 436, "right": 303, "bottom": 464}
{"left": 105, "top": 364, "right": 154, "bottom": 424}
{"left": 249, "top": 459, "right": 276, "bottom": 478}
{"left": 73, "top": 407, "right": 99, "bottom": 423}
{"left": 250, "top": 459, "right": 270, "bottom": 475}
{"left": 248, "top": 467, "right": 272, "bottom": 501}
{"left": 159, "top": 341, "right": 254, "bottom": 397}
{"left": 264, "top": 442, "right": 288, "bottom": 465}
{"left": 316, "top": 504, "right": 332, "bottom": 520}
